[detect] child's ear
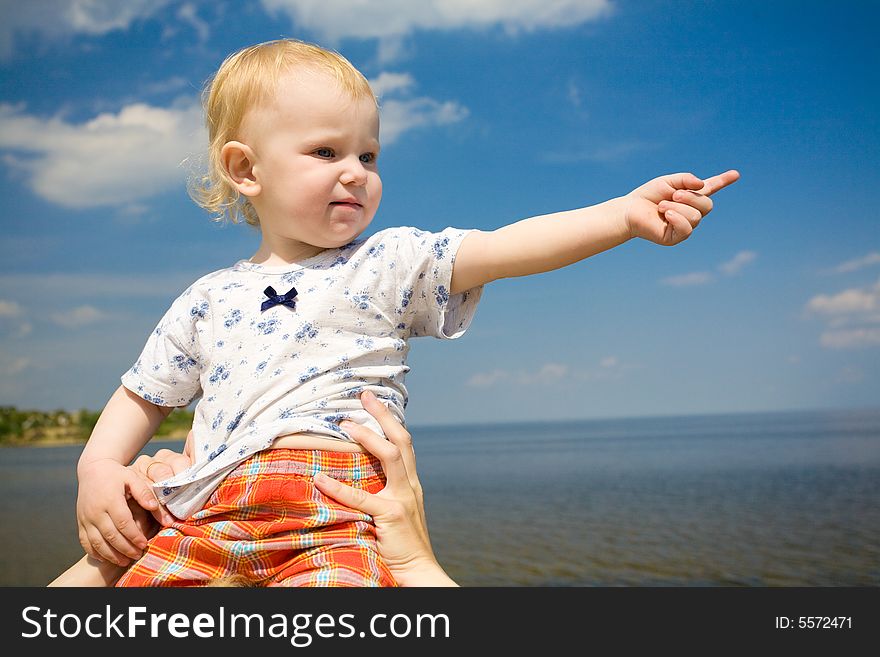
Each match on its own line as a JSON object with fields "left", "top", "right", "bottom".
{"left": 220, "top": 141, "right": 261, "bottom": 197}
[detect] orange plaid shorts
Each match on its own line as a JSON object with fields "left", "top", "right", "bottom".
{"left": 115, "top": 448, "right": 396, "bottom": 587}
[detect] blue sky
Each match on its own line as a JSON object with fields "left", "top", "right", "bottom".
{"left": 0, "top": 0, "right": 877, "bottom": 425}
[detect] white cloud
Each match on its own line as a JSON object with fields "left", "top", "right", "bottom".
{"left": 175, "top": 3, "right": 209, "bottom": 43}
{"left": 718, "top": 250, "right": 756, "bottom": 275}
{"left": 831, "top": 251, "right": 880, "bottom": 274}
{"left": 659, "top": 271, "right": 714, "bottom": 287}
{"left": 369, "top": 72, "right": 468, "bottom": 144}
{"left": 0, "top": 99, "right": 205, "bottom": 209}
{"left": 805, "top": 278, "right": 880, "bottom": 349}
{"left": 260, "top": 0, "right": 612, "bottom": 43}
{"left": 370, "top": 72, "right": 416, "bottom": 98}
{"left": 0, "top": 300, "right": 23, "bottom": 317}
{"left": 821, "top": 328, "right": 880, "bottom": 350}
{"left": 661, "top": 251, "right": 756, "bottom": 288}
{"left": 806, "top": 280, "right": 879, "bottom": 316}
{"left": 380, "top": 97, "right": 469, "bottom": 145}
{"left": 0, "top": 0, "right": 172, "bottom": 58}
{"left": 0, "top": 71, "right": 465, "bottom": 209}
{"left": 467, "top": 362, "right": 569, "bottom": 387}
{"left": 50, "top": 305, "right": 107, "bottom": 328}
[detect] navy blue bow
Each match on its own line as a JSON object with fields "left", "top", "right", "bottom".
{"left": 261, "top": 286, "right": 298, "bottom": 312}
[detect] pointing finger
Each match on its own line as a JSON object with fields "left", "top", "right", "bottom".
{"left": 698, "top": 169, "right": 740, "bottom": 196}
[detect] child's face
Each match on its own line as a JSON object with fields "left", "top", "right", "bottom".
{"left": 242, "top": 69, "right": 381, "bottom": 251}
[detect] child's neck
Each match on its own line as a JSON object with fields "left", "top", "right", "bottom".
{"left": 249, "top": 238, "right": 327, "bottom": 267}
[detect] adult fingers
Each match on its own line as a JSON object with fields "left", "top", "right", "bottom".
{"left": 151, "top": 448, "right": 192, "bottom": 476}
{"left": 314, "top": 472, "right": 386, "bottom": 517}
{"left": 126, "top": 463, "right": 160, "bottom": 512}
{"left": 354, "top": 390, "right": 429, "bottom": 536}
{"left": 698, "top": 169, "right": 740, "bottom": 196}
{"left": 131, "top": 454, "right": 175, "bottom": 483}
{"left": 357, "top": 390, "right": 420, "bottom": 489}
{"left": 129, "top": 456, "right": 177, "bottom": 526}
{"left": 340, "top": 418, "right": 411, "bottom": 492}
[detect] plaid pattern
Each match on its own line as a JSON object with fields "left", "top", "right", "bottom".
{"left": 116, "top": 448, "right": 396, "bottom": 587}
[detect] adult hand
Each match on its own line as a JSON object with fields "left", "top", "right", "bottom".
{"left": 314, "top": 390, "right": 457, "bottom": 587}
{"left": 129, "top": 435, "right": 194, "bottom": 527}
{"left": 623, "top": 169, "right": 740, "bottom": 245}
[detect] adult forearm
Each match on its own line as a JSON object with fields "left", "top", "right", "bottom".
{"left": 77, "top": 385, "right": 172, "bottom": 473}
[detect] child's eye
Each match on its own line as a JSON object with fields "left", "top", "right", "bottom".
{"left": 360, "top": 153, "right": 376, "bottom": 164}
{"left": 314, "top": 147, "right": 334, "bottom": 158}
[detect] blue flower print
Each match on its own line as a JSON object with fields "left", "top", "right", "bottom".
{"left": 208, "top": 364, "right": 231, "bottom": 384}
{"left": 142, "top": 391, "right": 166, "bottom": 405}
{"left": 207, "top": 443, "right": 227, "bottom": 461}
{"left": 351, "top": 291, "right": 370, "bottom": 310}
{"left": 367, "top": 243, "right": 385, "bottom": 258}
{"left": 172, "top": 354, "right": 197, "bottom": 373}
{"left": 227, "top": 411, "right": 246, "bottom": 432}
{"left": 356, "top": 336, "right": 374, "bottom": 350}
{"left": 294, "top": 322, "right": 318, "bottom": 343}
{"left": 224, "top": 309, "right": 242, "bottom": 328}
{"left": 344, "top": 386, "right": 364, "bottom": 399}
{"left": 323, "top": 414, "right": 348, "bottom": 431}
{"left": 211, "top": 410, "right": 225, "bottom": 431}
{"left": 298, "top": 366, "right": 319, "bottom": 384}
{"left": 190, "top": 301, "right": 209, "bottom": 320}
{"left": 435, "top": 285, "right": 449, "bottom": 307}
{"left": 257, "top": 318, "right": 281, "bottom": 335}
{"left": 432, "top": 236, "right": 450, "bottom": 260}
{"left": 400, "top": 287, "right": 413, "bottom": 310}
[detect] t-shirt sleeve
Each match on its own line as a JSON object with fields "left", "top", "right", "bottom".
{"left": 394, "top": 226, "right": 483, "bottom": 339}
{"left": 120, "top": 285, "right": 208, "bottom": 407}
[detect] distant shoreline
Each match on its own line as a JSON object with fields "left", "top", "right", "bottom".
{"left": 1, "top": 405, "right": 194, "bottom": 448}
{"left": 0, "top": 433, "right": 188, "bottom": 448}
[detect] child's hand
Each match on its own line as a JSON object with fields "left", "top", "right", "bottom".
{"left": 622, "top": 170, "right": 740, "bottom": 245}
{"left": 76, "top": 458, "right": 159, "bottom": 566}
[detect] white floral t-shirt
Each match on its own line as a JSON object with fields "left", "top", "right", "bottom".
{"left": 121, "top": 226, "right": 482, "bottom": 518}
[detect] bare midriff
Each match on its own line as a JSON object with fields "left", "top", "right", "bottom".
{"left": 270, "top": 431, "right": 367, "bottom": 453}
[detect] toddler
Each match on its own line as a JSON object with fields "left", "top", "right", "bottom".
{"left": 75, "top": 38, "right": 739, "bottom": 586}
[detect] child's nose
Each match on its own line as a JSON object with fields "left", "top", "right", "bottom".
{"left": 339, "top": 156, "right": 368, "bottom": 186}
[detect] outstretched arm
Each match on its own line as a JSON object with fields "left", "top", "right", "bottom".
{"left": 450, "top": 169, "right": 740, "bottom": 294}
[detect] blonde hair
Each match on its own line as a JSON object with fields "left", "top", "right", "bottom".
{"left": 189, "top": 39, "right": 377, "bottom": 226}
{"left": 205, "top": 573, "right": 257, "bottom": 587}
